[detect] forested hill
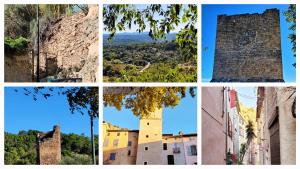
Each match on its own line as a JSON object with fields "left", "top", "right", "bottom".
{"left": 5, "top": 130, "right": 99, "bottom": 165}
{"left": 103, "top": 32, "right": 176, "bottom": 46}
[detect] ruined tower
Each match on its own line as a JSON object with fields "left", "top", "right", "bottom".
{"left": 136, "top": 107, "right": 163, "bottom": 165}
{"left": 211, "top": 9, "right": 284, "bottom": 82}
{"left": 37, "top": 125, "right": 61, "bottom": 165}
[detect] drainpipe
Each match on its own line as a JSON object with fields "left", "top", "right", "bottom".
{"left": 224, "top": 87, "right": 228, "bottom": 163}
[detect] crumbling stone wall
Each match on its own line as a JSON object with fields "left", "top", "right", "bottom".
{"left": 5, "top": 5, "right": 98, "bottom": 82}
{"left": 211, "top": 9, "right": 283, "bottom": 82}
{"left": 37, "top": 125, "right": 61, "bottom": 165}
{"left": 38, "top": 5, "right": 98, "bottom": 82}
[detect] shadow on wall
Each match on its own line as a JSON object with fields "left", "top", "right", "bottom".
{"left": 103, "top": 140, "right": 197, "bottom": 165}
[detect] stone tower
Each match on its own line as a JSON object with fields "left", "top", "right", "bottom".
{"left": 211, "top": 8, "right": 284, "bottom": 82}
{"left": 37, "top": 125, "right": 61, "bottom": 165}
{"left": 136, "top": 107, "right": 163, "bottom": 165}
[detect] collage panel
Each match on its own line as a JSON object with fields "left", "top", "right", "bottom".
{"left": 4, "top": 4, "right": 99, "bottom": 82}
{"left": 4, "top": 87, "right": 99, "bottom": 165}
{"left": 103, "top": 4, "right": 197, "bottom": 82}
{"left": 1, "top": 0, "right": 298, "bottom": 167}
{"left": 202, "top": 86, "right": 296, "bottom": 165}
{"left": 201, "top": 4, "right": 296, "bottom": 82}
{"left": 103, "top": 87, "right": 197, "bottom": 165}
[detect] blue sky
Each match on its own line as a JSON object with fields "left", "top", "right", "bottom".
{"left": 103, "top": 4, "right": 188, "bottom": 34}
{"left": 202, "top": 4, "right": 296, "bottom": 82}
{"left": 103, "top": 88, "right": 197, "bottom": 135}
{"left": 4, "top": 87, "right": 99, "bottom": 137}
{"left": 235, "top": 87, "right": 257, "bottom": 108}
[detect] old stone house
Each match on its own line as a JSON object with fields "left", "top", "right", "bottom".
{"left": 256, "top": 87, "right": 296, "bottom": 164}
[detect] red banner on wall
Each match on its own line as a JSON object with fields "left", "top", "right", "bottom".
{"left": 230, "top": 89, "right": 236, "bottom": 108}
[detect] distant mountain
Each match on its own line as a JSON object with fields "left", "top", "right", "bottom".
{"left": 103, "top": 32, "right": 176, "bottom": 46}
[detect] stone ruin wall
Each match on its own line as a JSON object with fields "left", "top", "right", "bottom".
{"left": 37, "top": 125, "right": 61, "bottom": 165}
{"left": 4, "top": 52, "right": 33, "bottom": 82}
{"left": 212, "top": 9, "right": 283, "bottom": 82}
{"left": 5, "top": 5, "right": 98, "bottom": 82}
{"left": 38, "top": 5, "right": 98, "bottom": 82}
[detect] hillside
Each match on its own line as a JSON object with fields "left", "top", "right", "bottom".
{"left": 103, "top": 32, "right": 176, "bottom": 46}
{"left": 103, "top": 33, "right": 197, "bottom": 82}
{"left": 5, "top": 130, "right": 99, "bottom": 165}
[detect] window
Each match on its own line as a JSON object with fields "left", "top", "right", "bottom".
{"left": 109, "top": 153, "right": 116, "bottom": 160}
{"left": 103, "top": 139, "right": 109, "bottom": 147}
{"left": 117, "top": 132, "right": 120, "bottom": 136}
{"left": 113, "top": 139, "right": 119, "bottom": 147}
{"left": 190, "top": 145, "right": 197, "bottom": 156}
{"left": 147, "top": 122, "right": 150, "bottom": 125}
{"left": 146, "top": 135, "right": 149, "bottom": 138}
{"left": 145, "top": 146, "right": 148, "bottom": 151}
{"left": 128, "top": 141, "right": 132, "bottom": 147}
{"left": 144, "top": 161, "right": 148, "bottom": 165}
{"left": 128, "top": 150, "right": 131, "bottom": 156}
{"left": 173, "top": 143, "right": 180, "bottom": 153}
{"left": 107, "top": 132, "right": 110, "bottom": 136}
{"left": 163, "top": 143, "right": 167, "bottom": 150}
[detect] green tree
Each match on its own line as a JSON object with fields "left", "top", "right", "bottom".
{"left": 5, "top": 131, "right": 98, "bottom": 165}
{"left": 103, "top": 4, "right": 197, "bottom": 61}
{"left": 238, "top": 120, "right": 256, "bottom": 163}
{"left": 284, "top": 4, "right": 296, "bottom": 67}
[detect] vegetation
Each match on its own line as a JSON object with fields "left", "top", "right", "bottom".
{"left": 103, "top": 87, "right": 196, "bottom": 117}
{"left": 103, "top": 4, "right": 197, "bottom": 82}
{"left": 4, "top": 37, "right": 30, "bottom": 55}
{"left": 4, "top": 4, "right": 88, "bottom": 55}
{"left": 15, "top": 87, "right": 98, "bottom": 164}
{"left": 103, "top": 41, "right": 197, "bottom": 82}
{"left": 284, "top": 4, "right": 296, "bottom": 67}
{"left": 238, "top": 120, "right": 256, "bottom": 163}
{"left": 5, "top": 130, "right": 99, "bottom": 165}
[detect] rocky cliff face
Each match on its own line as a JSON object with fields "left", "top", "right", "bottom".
{"left": 5, "top": 5, "right": 99, "bottom": 82}
{"left": 38, "top": 5, "right": 99, "bottom": 82}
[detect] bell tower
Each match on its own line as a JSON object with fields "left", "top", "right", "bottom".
{"left": 136, "top": 107, "right": 163, "bottom": 165}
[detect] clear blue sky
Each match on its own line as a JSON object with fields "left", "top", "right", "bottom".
{"left": 103, "top": 4, "right": 188, "bottom": 34}
{"left": 4, "top": 87, "right": 99, "bottom": 137}
{"left": 235, "top": 87, "right": 257, "bottom": 108}
{"left": 103, "top": 88, "right": 197, "bottom": 135}
{"left": 202, "top": 4, "right": 296, "bottom": 82}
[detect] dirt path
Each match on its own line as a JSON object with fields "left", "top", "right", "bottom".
{"left": 139, "top": 62, "right": 151, "bottom": 73}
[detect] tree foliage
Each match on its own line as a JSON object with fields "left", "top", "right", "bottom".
{"left": 4, "top": 4, "right": 89, "bottom": 55}
{"left": 5, "top": 4, "right": 78, "bottom": 38}
{"left": 103, "top": 4, "right": 197, "bottom": 61}
{"left": 284, "top": 4, "right": 296, "bottom": 67}
{"left": 103, "top": 41, "right": 197, "bottom": 82}
{"left": 103, "top": 87, "right": 196, "bottom": 117}
{"left": 15, "top": 87, "right": 99, "bottom": 118}
{"left": 238, "top": 120, "right": 256, "bottom": 163}
{"left": 4, "top": 37, "right": 30, "bottom": 56}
